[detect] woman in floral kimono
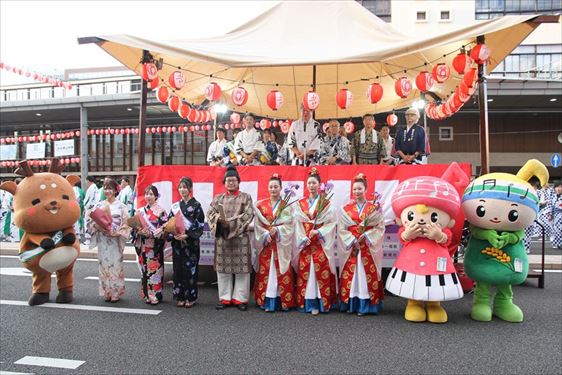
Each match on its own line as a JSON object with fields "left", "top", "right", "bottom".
{"left": 294, "top": 168, "right": 337, "bottom": 315}
{"left": 132, "top": 185, "right": 167, "bottom": 305}
{"left": 89, "top": 178, "right": 130, "bottom": 302}
{"left": 338, "top": 174, "right": 385, "bottom": 316}
{"left": 253, "top": 174, "right": 296, "bottom": 312}
{"left": 169, "top": 177, "right": 205, "bottom": 308}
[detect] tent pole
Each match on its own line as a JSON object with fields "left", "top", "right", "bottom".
{"left": 312, "top": 65, "right": 316, "bottom": 119}
{"left": 477, "top": 35, "right": 490, "bottom": 175}
{"left": 137, "top": 50, "right": 150, "bottom": 168}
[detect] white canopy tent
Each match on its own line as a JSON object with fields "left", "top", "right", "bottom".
{"left": 78, "top": 1, "right": 553, "bottom": 119}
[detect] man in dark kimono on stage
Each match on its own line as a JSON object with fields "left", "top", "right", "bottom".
{"left": 207, "top": 166, "right": 254, "bottom": 311}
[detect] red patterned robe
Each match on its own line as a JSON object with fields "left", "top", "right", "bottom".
{"left": 293, "top": 195, "right": 337, "bottom": 312}
{"left": 253, "top": 198, "right": 296, "bottom": 310}
{"left": 338, "top": 200, "right": 385, "bottom": 314}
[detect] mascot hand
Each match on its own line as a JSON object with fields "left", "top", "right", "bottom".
{"left": 424, "top": 223, "right": 443, "bottom": 242}
{"left": 479, "top": 229, "right": 503, "bottom": 249}
{"left": 402, "top": 223, "right": 421, "bottom": 241}
{"left": 61, "top": 233, "right": 76, "bottom": 245}
{"left": 40, "top": 238, "right": 55, "bottom": 251}
{"left": 499, "top": 232, "right": 519, "bottom": 246}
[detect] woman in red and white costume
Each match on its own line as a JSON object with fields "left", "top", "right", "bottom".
{"left": 253, "top": 174, "right": 296, "bottom": 312}
{"left": 293, "top": 168, "right": 337, "bottom": 315}
{"left": 338, "top": 173, "right": 385, "bottom": 316}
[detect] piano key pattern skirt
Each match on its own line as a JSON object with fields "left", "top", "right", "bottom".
{"left": 385, "top": 267, "right": 464, "bottom": 301}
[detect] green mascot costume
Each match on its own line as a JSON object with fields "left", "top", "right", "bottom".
{"left": 462, "top": 159, "right": 549, "bottom": 322}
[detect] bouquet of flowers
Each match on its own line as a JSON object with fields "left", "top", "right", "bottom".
{"left": 89, "top": 206, "right": 113, "bottom": 232}
{"left": 163, "top": 211, "right": 187, "bottom": 235}
{"left": 223, "top": 143, "right": 238, "bottom": 165}
{"left": 271, "top": 181, "right": 299, "bottom": 225}
{"left": 126, "top": 213, "right": 148, "bottom": 230}
{"left": 359, "top": 191, "right": 383, "bottom": 235}
{"left": 313, "top": 181, "right": 334, "bottom": 226}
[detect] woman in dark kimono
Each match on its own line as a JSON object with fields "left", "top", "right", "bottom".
{"left": 169, "top": 177, "right": 205, "bottom": 308}
{"left": 132, "top": 185, "right": 167, "bottom": 305}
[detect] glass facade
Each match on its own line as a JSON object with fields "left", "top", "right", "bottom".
{"left": 475, "top": 0, "right": 562, "bottom": 19}
{"left": 357, "top": 0, "right": 392, "bottom": 21}
{"left": 491, "top": 44, "right": 562, "bottom": 79}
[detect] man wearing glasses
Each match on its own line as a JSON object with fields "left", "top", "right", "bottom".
{"left": 395, "top": 108, "right": 426, "bottom": 165}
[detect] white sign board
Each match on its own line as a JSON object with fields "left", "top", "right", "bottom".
{"left": 0, "top": 145, "right": 17, "bottom": 160}
{"left": 26, "top": 142, "right": 46, "bottom": 159}
{"left": 54, "top": 139, "right": 75, "bottom": 157}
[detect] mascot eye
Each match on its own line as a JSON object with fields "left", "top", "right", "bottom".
{"left": 62, "top": 195, "right": 70, "bottom": 200}
{"left": 32, "top": 198, "right": 41, "bottom": 205}
{"left": 508, "top": 210, "right": 519, "bottom": 222}
{"left": 407, "top": 211, "right": 415, "bottom": 221}
{"left": 476, "top": 205, "right": 486, "bottom": 217}
{"left": 431, "top": 212, "right": 439, "bottom": 223}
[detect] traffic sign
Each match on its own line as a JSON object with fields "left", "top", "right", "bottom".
{"left": 551, "top": 153, "right": 561, "bottom": 168}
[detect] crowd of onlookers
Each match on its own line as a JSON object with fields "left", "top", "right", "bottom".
{"left": 208, "top": 106, "right": 428, "bottom": 167}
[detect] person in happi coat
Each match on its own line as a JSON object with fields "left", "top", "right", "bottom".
{"left": 89, "top": 178, "right": 130, "bottom": 303}
{"left": 235, "top": 113, "right": 261, "bottom": 165}
{"left": 118, "top": 177, "right": 134, "bottom": 216}
{"left": 83, "top": 176, "right": 100, "bottom": 245}
{"left": 338, "top": 173, "right": 385, "bottom": 316}
{"left": 207, "top": 127, "right": 228, "bottom": 166}
{"left": 253, "top": 174, "right": 296, "bottom": 312}
{"left": 169, "top": 177, "right": 205, "bottom": 308}
{"left": 293, "top": 168, "right": 337, "bottom": 315}
{"left": 132, "top": 185, "right": 168, "bottom": 305}
{"left": 531, "top": 184, "right": 554, "bottom": 240}
{"left": 351, "top": 114, "right": 386, "bottom": 165}
{"left": 395, "top": 108, "right": 426, "bottom": 165}
{"left": 551, "top": 181, "right": 562, "bottom": 249}
{"left": 319, "top": 119, "right": 351, "bottom": 165}
{"left": 288, "top": 105, "right": 322, "bottom": 166}
{"left": 207, "top": 166, "right": 254, "bottom": 311}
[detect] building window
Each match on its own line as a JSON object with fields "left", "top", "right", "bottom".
{"left": 357, "top": 0, "right": 391, "bottom": 22}
{"left": 476, "top": 0, "right": 562, "bottom": 19}
{"left": 417, "top": 11, "right": 427, "bottom": 21}
{"left": 490, "top": 44, "right": 562, "bottom": 80}
{"left": 439, "top": 127, "right": 453, "bottom": 141}
{"left": 440, "top": 10, "right": 451, "bottom": 20}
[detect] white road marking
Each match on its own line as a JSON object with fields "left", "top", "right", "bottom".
{"left": 0, "top": 371, "right": 34, "bottom": 375}
{"left": 532, "top": 269, "right": 562, "bottom": 273}
{"left": 84, "top": 276, "right": 140, "bottom": 282}
{"left": 0, "top": 268, "right": 55, "bottom": 278}
{"left": 0, "top": 300, "right": 161, "bottom": 315}
{"left": 14, "top": 356, "right": 84, "bottom": 370}
{"left": 0, "top": 255, "right": 172, "bottom": 265}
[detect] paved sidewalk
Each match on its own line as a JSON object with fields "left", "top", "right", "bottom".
{"left": 1, "top": 241, "right": 560, "bottom": 269}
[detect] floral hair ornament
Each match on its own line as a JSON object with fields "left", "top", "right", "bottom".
{"left": 353, "top": 173, "right": 366, "bottom": 182}
{"left": 309, "top": 167, "right": 319, "bottom": 177}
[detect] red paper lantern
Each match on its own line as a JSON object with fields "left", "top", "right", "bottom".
{"left": 231, "top": 86, "right": 248, "bottom": 106}
{"left": 336, "top": 88, "right": 353, "bottom": 109}
{"left": 148, "top": 77, "right": 159, "bottom": 90}
{"left": 195, "top": 125, "right": 200, "bottom": 131}
{"left": 178, "top": 102, "right": 191, "bottom": 119}
{"left": 432, "top": 64, "right": 450, "bottom": 83}
{"left": 168, "top": 71, "right": 186, "bottom": 90}
{"left": 224, "top": 124, "right": 230, "bottom": 130}
{"left": 125, "top": 129, "right": 131, "bottom": 135}
{"left": 452, "top": 52, "right": 473, "bottom": 75}
{"left": 267, "top": 90, "right": 284, "bottom": 111}
{"left": 95, "top": 129, "right": 101, "bottom": 135}
{"left": 343, "top": 121, "right": 355, "bottom": 134}
{"left": 302, "top": 91, "right": 320, "bottom": 111}
{"left": 470, "top": 44, "right": 491, "bottom": 64}
{"left": 146, "top": 128, "right": 152, "bottom": 134}
{"left": 189, "top": 126, "right": 195, "bottom": 132}
{"left": 273, "top": 120, "right": 278, "bottom": 128}
{"left": 463, "top": 68, "right": 478, "bottom": 88}
{"left": 75, "top": 131, "right": 80, "bottom": 137}
{"left": 367, "top": 82, "right": 383, "bottom": 104}
{"left": 386, "top": 113, "right": 398, "bottom": 126}
{"left": 230, "top": 113, "right": 241, "bottom": 124}
{"left": 142, "top": 63, "right": 158, "bottom": 81}
{"left": 187, "top": 108, "right": 198, "bottom": 123}
{"left": 280, "top": 121, "right": 290, "bottom": 134}
{"left": 323, "top": 122, "right": 330, "bottom": 134}
{"left": 178, "top": 126, "right": 185, "bottom": 132}
{"left": 0, "top": 139, "right": 5, "bottom": 144}
{"left": 394, "top": 77, "right": 412, "bottom": 98}
{"left": 64, "top": 158, "right": 71, "bottom": 164}
{"left": 156, "top": 86, "right": 169, "bottom": 103}
{"left": 156, "top": 127, "right": 162, "bottom": 134}
{"left": 168, "top": 96, "right": 180, "bottom": 112}
{"left": 109, "top": 129, "right": 115, "bottom": 135}
{"left": 453, "top": 93, "right": 464, "bottom": 108}
{"left": 22, "top": 136, "right": 28, "bottom": 142}
{"left": 415, "top": 71, "right": 434, "bottom": 92}
{"left": 205, "top": 82, "right": 222, "bottom": 101}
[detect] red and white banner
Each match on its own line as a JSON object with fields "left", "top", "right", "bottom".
{"left": 137, "top": 164, "right": 471, "bottom": 266}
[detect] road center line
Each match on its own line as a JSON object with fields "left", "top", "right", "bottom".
{"left": 1, "top": 300, "right": 161, "bottom": 315}
{"left": 14, "top": 356, "right": 84, "bottom": 370}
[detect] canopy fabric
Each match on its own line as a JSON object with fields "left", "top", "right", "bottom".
{"left": 85, "top": 1, "right": 548, "bottom": 119}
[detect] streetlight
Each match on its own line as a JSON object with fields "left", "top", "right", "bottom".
{"left": 212, "top": 103, "right": 228, "bottom": 140}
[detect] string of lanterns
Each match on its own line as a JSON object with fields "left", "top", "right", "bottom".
{"left": 0, "top": 61, "right": 73, "bottom": 90}
{"left": 144, "top": 42, "right": 490, "bottom": 121}
{"left": 0, "top": 157, "right": 81, "bottom": 168}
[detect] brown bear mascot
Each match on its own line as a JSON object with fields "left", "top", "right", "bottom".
{"left": 0, "top": 158, "right": 81, "bottom": 305}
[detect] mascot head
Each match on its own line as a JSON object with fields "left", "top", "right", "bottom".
{"left": 462, "top": 159, "right": 549, "bottom": 232}
{"left": 392, "top": 162, "right": 468, "bottom": 229}
{"left": 0, "top": 159, "right": 81, "bottom": 233}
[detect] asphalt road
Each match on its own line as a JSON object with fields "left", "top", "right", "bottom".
{"left": 0, "top": 255, "right": 561, "bottom": 375}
